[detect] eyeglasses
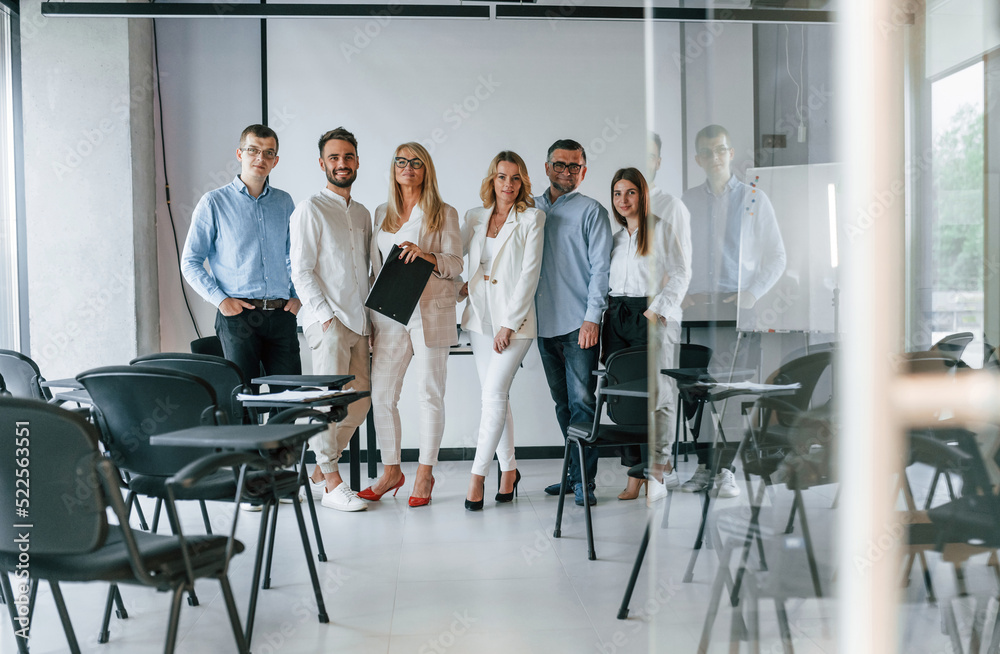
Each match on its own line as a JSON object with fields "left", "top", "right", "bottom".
{"left": 697, "top": 145, "right": 731, "bottom": 159}
{"left": 394, "top": 157, "right": 425, "bottom": 170}
{"left": 242, "top": 146, "right": 277, "bottom": 160}
{"left": 550, "top": 161, "right": 583, "bottom": 174}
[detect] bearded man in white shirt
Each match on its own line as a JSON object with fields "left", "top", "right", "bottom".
{"left": 290, "top": 127, "right": 372, "bottom": 512}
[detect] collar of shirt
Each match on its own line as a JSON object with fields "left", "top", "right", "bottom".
{"left": 320, "top": 187, "right": 353, "bottom": 209}
{"left": 232, "top": 175, "right": 272, "bottom": 199}
{"left": 702, "top": 174, "right": 739, "bottom": 198}
{"left": 537, "top": 188, "right": 579, "bottom": 209}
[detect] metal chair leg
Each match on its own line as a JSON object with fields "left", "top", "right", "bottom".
{"left": 262, "top": 501, "right": 280, "bottom": 590}
{"left": 298, "top": 447, "right": 328, "bottom": 563}
{"left": 50, "top": 580, "right": 82, "bottom": 654}
{"left": 218, "top": 575, "right": 250, "bottom": 654}
{"left": 99, "top": 584, "right": 117, "bottom": 643}
{"left": 199, "top": 500, "right": 213, "bottom": 534}
{"left": 1, "top": 573, "right": 29, "bottom": 654}
{"left": 291, "top": 497, "right": 329, "bottom": 625}
{"left": 245, "top": 502, "right": 274, "bottom": 649}
{"left": 618, "top": 519, "right": 651, "bottom": 619}
{"left": 163, "top": 584, "right": 186, "bottom": 654}
{"left": 577, "top": 439, "right": 597, "bottom": 561}
{"left": 152, "top": 497, "right": 163, "bottom": 533}
{"left": 553, "top": 442, "right": 572, "bottom": 538}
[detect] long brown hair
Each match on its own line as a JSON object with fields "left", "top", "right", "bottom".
{"left": 611, "top": 167, "right": 652, "bottom": 256}
{"left": 479, "top": 151, "right": 534, "bottom": 213}
{"left": 383, "top": 142, "right": 446, "bottom": 234}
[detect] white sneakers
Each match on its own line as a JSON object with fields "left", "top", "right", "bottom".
{"left": 321, "top": 482, "right": 368, "bottom": 512}
{"left": 712, "top": 469, "right": 740, "bottom": 499}
{"left": 647, "top": 469, "right": 680, "bottom": 504}
{"left": 679, "top": 464, "right": 741, "bottom": 498}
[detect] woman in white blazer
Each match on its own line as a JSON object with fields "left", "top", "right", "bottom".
{"left": 359, "top": 142, "right": 463, "bottom": 508}
{"left": 458, "top": 151, "right": 545, "bottom": 511}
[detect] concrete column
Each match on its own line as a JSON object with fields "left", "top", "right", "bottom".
{"left": 19, "top": 0, "right": 157, "bottom": 377}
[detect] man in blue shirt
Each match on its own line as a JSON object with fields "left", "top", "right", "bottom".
{"left": 534, "top": 139, "right": 612, "bottom": 506}
{"left": 678, "top": 124, "right": 786, "bottom": 499}
{"left": 181, "top": 124, "right": 302, "bottom": 384}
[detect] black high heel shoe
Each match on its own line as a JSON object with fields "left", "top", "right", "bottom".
{"left": 465, "top": 479, "right": 485, "bottom": 512}
{"left": 495, "top": 469, "right": 521, "bottom": 503}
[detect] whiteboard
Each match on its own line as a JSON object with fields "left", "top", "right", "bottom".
{"left": 739, "top": 163, "right": 841, "bottom": 333}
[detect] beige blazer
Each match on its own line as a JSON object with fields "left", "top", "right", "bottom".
{"left": 371, "top": 203, "right": 463, "bottom": 348}
{"left": 460, "top": 205, "right": 545, "bottom": 339}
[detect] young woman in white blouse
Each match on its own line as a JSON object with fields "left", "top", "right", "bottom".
{"left": 458, "top": 151, "right": 545, "bottom": 511}
{"left": 604, "top": 167, "right": 692, "bottom": 502}
{"left": 359, "top": 142, "right": 463, "bottom": 507}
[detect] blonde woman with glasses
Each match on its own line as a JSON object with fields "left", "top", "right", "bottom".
{"left": 457, "top": 151, "right": 545, "bottom": 511}
{"left": 359, "top": 143, "right": 463, "bottom": 507}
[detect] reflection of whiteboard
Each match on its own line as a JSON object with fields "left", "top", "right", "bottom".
{"left": 739, "top": 163, "right": 840, "bottom": 333}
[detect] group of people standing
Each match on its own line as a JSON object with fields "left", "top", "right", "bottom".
{"left": 181, "top": 122, "right": 784, "bottom": 513}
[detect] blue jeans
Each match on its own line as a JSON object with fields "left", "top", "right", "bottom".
{"left": 537, "top": 330, "right": 600, "bottom": 486}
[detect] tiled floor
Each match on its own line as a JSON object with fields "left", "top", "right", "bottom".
{"left": 2, "top": 458, "right": 994, "bottom": 653}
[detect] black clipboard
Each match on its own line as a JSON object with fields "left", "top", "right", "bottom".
{"left": 365, "top": 244, "right": 435, "bottom": 324}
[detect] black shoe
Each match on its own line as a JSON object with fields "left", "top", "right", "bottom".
{"left": 465, "top": 479, "right": 485, "bottom": 512}
{"left": 544, "top": 482, "right": 567, "bottom": 496}
{"left": 495, "top": 470, "right": 521, "bottom": 503}
{"left": 574, "top": 482, "right": 597, "bottom": 506}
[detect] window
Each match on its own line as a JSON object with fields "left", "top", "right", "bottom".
{"left": 0, "top": 12, "right": 18, "bottom": 350}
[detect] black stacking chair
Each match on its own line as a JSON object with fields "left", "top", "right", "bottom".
{"left": 0, "top": 349, "right": 51, "bottom": 400}
{"left": 190, "top": 335, "right": 225, "bottom": 358}
{"left": 0, "top": 398, "right": 249, "bottom": 654}
{"left": 130, "top": 352, "right": 331, "bottom": 567}
{"left": 554, "top": 346, "right": 648, "bottom": 561}
{"left": 77, "top": 366, "right": 330, "bottom": 648}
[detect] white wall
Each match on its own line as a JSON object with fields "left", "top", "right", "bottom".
{"left": 21, "top": 1, "right": 157, "bottom": 378}
{"left": 152, "top": 16, "right": 761, "bottom": 454}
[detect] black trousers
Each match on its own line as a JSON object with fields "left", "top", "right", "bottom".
{"left": 215, "top": 307, "right": 302, "bottom": 386}
{"left": 602, "top": 296, "right": 648, "bottom": 468}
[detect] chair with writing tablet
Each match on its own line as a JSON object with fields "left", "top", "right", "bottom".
{"left": 0, "top": 397, "right": 250, "bottom": 654}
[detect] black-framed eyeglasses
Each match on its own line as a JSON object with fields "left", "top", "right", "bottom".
{"left": 697, "top": 145, "right": 731, "bottom": 159}
{"left": 550, "top": 161, "right": 583, "bottom": 174}
{"left": 394, "top": 157, "right": 425, "bottom": 170}
{"left": 242, "top": 146, "right": 277, "bottom": 160}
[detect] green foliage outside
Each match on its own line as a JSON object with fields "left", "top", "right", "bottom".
{"left": 933, "top": 103, "right": 984, "bottom": 291}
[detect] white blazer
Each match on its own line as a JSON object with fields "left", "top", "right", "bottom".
{"left": 460, "top": 205, "right": 545, "bottom": 339}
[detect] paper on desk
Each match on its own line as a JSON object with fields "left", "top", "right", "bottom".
{"left": 237, "top": 389, "right": 353, "bottom": 402}
{"left": 692, "top": 381, "right": 802, "bottom": 392}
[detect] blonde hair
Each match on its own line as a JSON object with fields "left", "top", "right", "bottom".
{"left": 479, "top": 151, "right": 534, "bottom": 213}
{"left": 383, "top": 142, "right": 446, "bottom": 234}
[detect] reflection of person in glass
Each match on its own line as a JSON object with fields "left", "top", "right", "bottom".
{"left": 457, "top": 152, "right": 545, "bottom": 511}
{"left": 603, "top": 168, "right": 690, "bottom": 503}
{"left": 678, "top": 124, "right": 786, "bottom": 498}
{"left": 681, "top": 125, "right": 785, "bottom": 316}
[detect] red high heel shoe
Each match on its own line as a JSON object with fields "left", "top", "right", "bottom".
{"left": 358, "top": 473, "right": 405, "bottom": 501}
{"left": 408, "top": 477, "right": 435, "bottom": 507}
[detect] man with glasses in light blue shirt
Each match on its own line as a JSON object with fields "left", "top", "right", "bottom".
{"left": 181, "top": 124, "right": 302, "bottom": 385}
{"left": 534, "top": 139, "right": 612, "bottom": 507}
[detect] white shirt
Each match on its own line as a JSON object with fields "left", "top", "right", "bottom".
{"left": 610, "top": 188, "right": 693, "bottom": 323}
{"left": 289, "top": 188, "right": 371, "bottom": 336}
{"left": 609, "top": 226, "right": 646, "bottom": 299}
{"left": 376, "top": 208, "right": 425, "bottom": 328}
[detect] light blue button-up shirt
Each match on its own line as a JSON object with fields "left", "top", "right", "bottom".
{"left": 533, "top": 189, "right": 612, "bottom": 338}
{"left": 681, "top": 175, "right": 785, "bottom": 300}
{"left": 181, "top": 176, "right": 297, "bottom": 308}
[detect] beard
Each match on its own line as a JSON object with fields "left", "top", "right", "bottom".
{"left": 550, "top": 178, "right": 577, "bottom": 194}
{"left": 325, "top": 167, "right": 357, "bottom": 188}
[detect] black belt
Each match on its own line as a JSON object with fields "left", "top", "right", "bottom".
{"left": 238, "top": 298, "right": 287, "bottom": 310}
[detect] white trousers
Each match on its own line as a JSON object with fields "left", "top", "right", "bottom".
{"left": 469, "top": 328, "right": 532, "bottom": 477}
{"left": 303, "top": 318, "right": 371, "bottom": 473}
{"left": 371, "top": 314, "right": 449, "bottom": 466}
{"left": 653, "top": 319, "right": 681, "bottom": 465}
